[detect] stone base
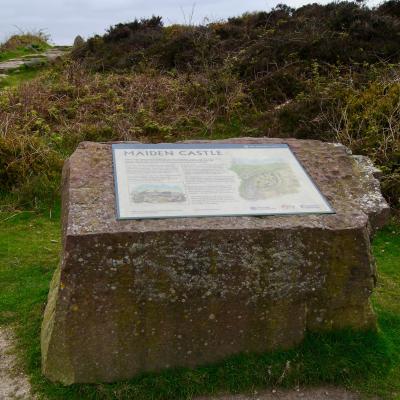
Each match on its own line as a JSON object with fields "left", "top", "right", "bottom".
{"left": 41, "top": 138, "right": 389, "bottom": 384}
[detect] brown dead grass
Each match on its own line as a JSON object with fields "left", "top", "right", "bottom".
{"left": 0, "top": 62, "right": 249, "bottom": 208}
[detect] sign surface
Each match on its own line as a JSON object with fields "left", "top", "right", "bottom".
{"left": 112, "top": 143, "right": 334, "bottom": 219}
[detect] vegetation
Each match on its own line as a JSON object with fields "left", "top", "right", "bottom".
{"left": 0, "top": 211, "right": 398, "bottom": 399}
{"left": 1, "top": 30, "right": 49, "bottom": 50}
{"left": 0, "top": 31, "right": 51, "bottom": 107}
{"left": 0, "top": 2, "right": 399, "bottom": 398}
{"left": 73, "top": 4, "right": 400, "bottom": 72}
{"left": 0, "top": 65, "right": 44, "bottom": 90}
{"left": 1, "top": 1, "right": 399, "bottom": 211}
{"left": 0, "top": 30, "right": 50, "bottom": 62}
{"left": 0, "top": 64, "right": 249, "bottom": 209}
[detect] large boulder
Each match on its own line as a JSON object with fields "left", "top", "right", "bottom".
{"left": 41, "top": 138, "right": 389, "bottom": 384}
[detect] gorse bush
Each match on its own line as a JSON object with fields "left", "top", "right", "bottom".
{"left": 1, "top": 60, "right": 399, "bottom": 209}
{"left": 0, "top": 63, "right": 249, "bottom": 209}
{"left": 329, "top": 73, "right": 400, "bottom": 205}
{"left": 73, "top": 2, "right": 400, "bottom": 73}
{"left": 0, "top": 1, "right": 399, "bottom": 209}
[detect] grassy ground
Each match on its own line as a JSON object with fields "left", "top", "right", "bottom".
{"left": 0, "top": 47, "right": 47, "bottom": 62}
{"left": 0, "top": 66, "right": 45, "bottom": 90}
{"left": 0, "top": 35, "right": 51, "bottom": 90}
{"left": 0, "top": 209, "right": 399, "bottom": 399}
{"left": 0, "top": 32, "right": 50, "bottom": 62}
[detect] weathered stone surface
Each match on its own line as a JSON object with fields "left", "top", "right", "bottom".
{"left": 0, "top": 59, "right": 26, "bottom": 73}
{"left": 73, "top": 35, "right": 85, "bottom": 48}
{"left": 41, "top": 138, "right": 389, "bottom": 384}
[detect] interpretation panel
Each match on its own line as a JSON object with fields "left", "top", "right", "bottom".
{"left": 112, "top": 143, "right": 333, "bottom": 219}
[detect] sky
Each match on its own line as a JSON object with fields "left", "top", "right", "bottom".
{"left": 0, "top": 0, "right": 382, "bottom": 45}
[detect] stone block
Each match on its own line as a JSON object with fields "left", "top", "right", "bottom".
{"left": 41, "top": 138, "right": 389, "bottom": 384}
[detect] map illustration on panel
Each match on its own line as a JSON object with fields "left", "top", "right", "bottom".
{"left": 230, "top": 159, "right": 300, "bottom": 200}
{"left": 131, "top": 184, "right": 186, "bottom": 204}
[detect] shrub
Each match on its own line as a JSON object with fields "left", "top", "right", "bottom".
{"left": 73, "top": 2, "right": 400, "bottom": 74}
{"left": 0, "top": 30, "right": 50, "bottom": 51}
{"left": 328, "top": 75, "right": 400, "bottom": 206}
{"left": 2, "top": 2, "right": 400, "bottom": 209}
{"left": 0, "top": 63, "right": 250, "bottom": 209}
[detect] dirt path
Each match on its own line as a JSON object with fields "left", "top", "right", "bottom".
{"left": 0, "top": 47, "right": 68, "bottom": 75}
{"left": 0, "top": 326, "right": 370, "bottom": 400}
{"left": 0, "top": 327, "right": 33, "bottom": 400}
{"left": 196, "top": 387, "right": 363, "bottom": 400}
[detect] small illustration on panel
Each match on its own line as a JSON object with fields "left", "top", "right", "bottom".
{"left": 131, "top": 184, "right": 186, "bottom": 204}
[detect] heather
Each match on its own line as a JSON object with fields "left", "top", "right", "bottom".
{"left": 1, "top": 1, "right": 399, "bottom": 209}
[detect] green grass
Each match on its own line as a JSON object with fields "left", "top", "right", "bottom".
{"left": 0, "top": 44, "right": 50, "bottom": 62}
{"left": 0, "top": 41, "right": 51, "bottom": 90}
{"left": 0, "top": 211, "right": 399, "bottom": 399}
{"left": 0, "top": 66, "right": 45, "bottom": 89}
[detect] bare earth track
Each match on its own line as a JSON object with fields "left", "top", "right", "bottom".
{"left": 196, "top": 387, "right": 364, "bottom": 400}
{"left": 0, "top": 327, "right": 33, "bottom": 400}
{"left": 0, "top": 325, "right": 376, "bottom": 399}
